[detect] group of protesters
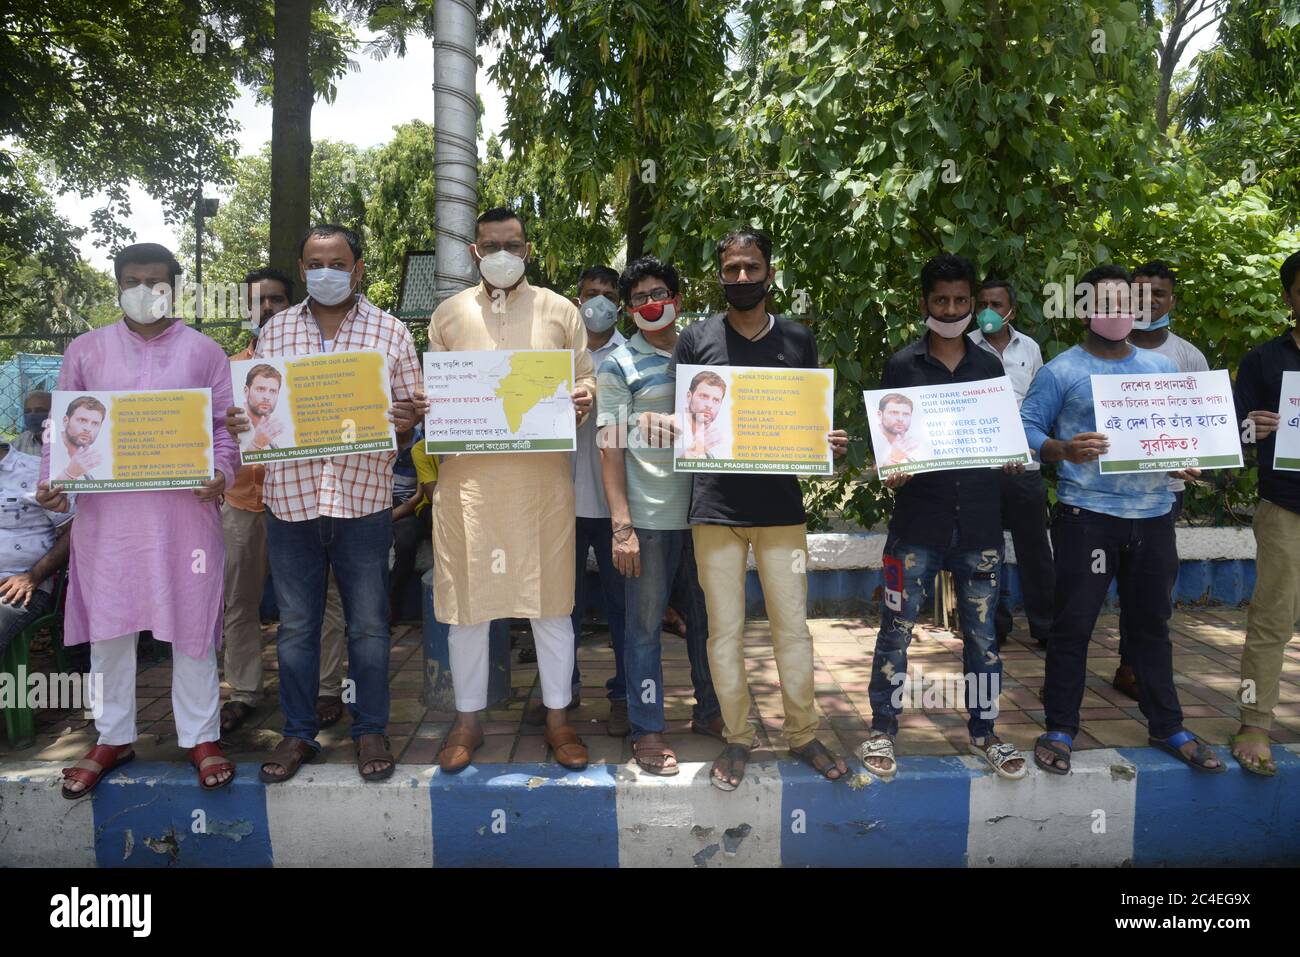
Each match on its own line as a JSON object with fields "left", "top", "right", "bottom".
{"left": 10, "top": 206, "right": 1296, "bottom": 798}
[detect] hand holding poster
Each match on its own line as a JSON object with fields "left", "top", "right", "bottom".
{"left": 230, "top": 350, "right": 395, "bottom": 464}
{"left": 1271, "top": 370, "right": 1300, "bottom": 471}
{"left": 424, "top": 350, "right": 576, "bottom": 454}
{"left": 1090, "top": 370, "right": 1242, "bottom": 473}
{"left": 49, "top": 389, "right": 214, "bottom": 492}
{"left": 672, "top": 365, "right": 835, "bottom": 475}
{"left": 863, "top": 377, "right": 1031, "bottom": 477}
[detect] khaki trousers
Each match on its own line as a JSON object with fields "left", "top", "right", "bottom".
{"left": 221, "top": 503, "right": 346, "bottom": 706}
{"left": 692, "top": 523, "right": 818, "bottom": 748}
{"left": 1242, "top": 499, "right": 1300, "bottom": 729}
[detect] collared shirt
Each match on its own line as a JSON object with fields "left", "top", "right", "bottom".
{"left": 598, "top": 331, "right": 689, "bottom": 530}
{"left": 574, "top": 328, "right": 625, "bottom": 518}
{"left": 879, "top": 334, "right": 1007, "bottom": 548}
{"left": 1234, "top": 330, "right": 1300, "bottom": 515}
{"left": 1021, "top": 344, "right": 1177, "bottom": 519}
{"left": 254, "top": 294, "right": 421, "bottom": 522}
{"left": 224, "top": 339, "right": 265, "bottom": 512}
{"left": 969, "top": 324, "right": 1044, "bottom": 472}
{"left": 0, "top": 447, "right": 72, "bottom": 593}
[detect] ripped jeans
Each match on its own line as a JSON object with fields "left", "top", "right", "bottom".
{"left": 869, "top": 532, "right": 1003, "bottom": 739}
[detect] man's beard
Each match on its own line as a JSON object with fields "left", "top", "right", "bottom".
{"left": 66, "top": 431, "right": 91, "bottom": 448}
{"left": 253, "top": 401, "right": 275, "bottom": 417}
{"left": 693, "top": 408, "right": 714, "bottom": 426}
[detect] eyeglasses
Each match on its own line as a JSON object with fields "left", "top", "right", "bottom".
{"left": 629, "top": 287, "right": 672, "bottom": 307}
{"left": 476, "top": 241, "right": 527, "bottom": 256}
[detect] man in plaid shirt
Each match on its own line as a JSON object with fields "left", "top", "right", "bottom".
{"left": 228, "top": 225, "right": 425, "bottom": 784}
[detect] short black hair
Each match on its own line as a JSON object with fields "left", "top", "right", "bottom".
{"left": 577, "top": 266, "right": 619, "bottom": 293}
{"left": 978, "top": 278, "right": 1017, "bottom": 307}
{"left": 716, "top": 228, "right": 773, "bottom": 272}
{"left": 113, "top": 242, "right": 182, "bottom": 284}
{"left": 619, "top": 256, "right": 680, "bottom": 303}
{"left": 476, "top": 206, "right": 528, "bottom": 241}
{"left": 299, "top": 224, "right": 363, "bottom": 262}
{"left": 1080, "top": 263, "right": 1132, "bottom": 287}
{"left": 243, "top": 267, "right": 296, "bottom": 303}
{"left": 1133, "top": 260, "right": 1176, "bottom": 287}
{"left": 1281, "top": 251, "right": 1300, "bottom": 296}
{"left": 920, "top": 254, "right": 977, "bottom": 298}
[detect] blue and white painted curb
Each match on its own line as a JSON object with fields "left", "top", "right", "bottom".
{"left": 4, "top": 745, "right": 1297, "bottom": 868}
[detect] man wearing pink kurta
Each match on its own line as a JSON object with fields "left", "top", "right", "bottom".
{"left": 38, "top": 243, "right": 240, "bottom": 797}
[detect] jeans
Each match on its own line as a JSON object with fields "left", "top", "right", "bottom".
{"left": 572, "top": 516, "right": 627, "bottom": 700}
{"left": 265, "top": 508, "right": 393, "bottom": 745}
{"left": 0, "top": 588, "right": 53, "bottom": 658}
{"left": 391, "top": 503, "right": 431, "bottom": 616}
{"left": 870, "top": 532, "right": 1003, "bottom": 739}
{"left": 1043, "top": 503, "right": 1183, "bottom": 740}
{"left": 1118, "top": 490, "right": 1183, "bottom": 667}
{"left": 623, "top": 528, "right": 720, "bottom": 739}
{"left": 994, "top": 469, "right": 1055, "bottom": 641}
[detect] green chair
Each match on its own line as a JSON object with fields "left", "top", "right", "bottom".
{"left": 0, "top": 570, "right": 69, "bottom": 750}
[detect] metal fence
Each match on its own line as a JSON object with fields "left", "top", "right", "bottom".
{"left": 0, "top": 352, "right": 64, "bottom": 440}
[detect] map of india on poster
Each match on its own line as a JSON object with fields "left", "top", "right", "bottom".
{"left": 424, "top": 349, "right": 576, "bottom": 453}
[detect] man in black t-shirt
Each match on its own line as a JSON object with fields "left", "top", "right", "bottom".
{"left": 1230, "top": 249, "right": 1300, "bottom": 777}
{"left": 663, "top": 227, "right": 850, "bottom": 792}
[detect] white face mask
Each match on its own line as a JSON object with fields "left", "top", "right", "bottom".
{"left": 305, "top": 266, "right": 356, "bottom": 307}
{"left": 478, "top": 249, "right": 526, "bottom": 289}
{"left": 120, "top": 284, "right": 170, "bottom": 324}
{"left": 925, "top": 312, "right": 972, "bottom": 339}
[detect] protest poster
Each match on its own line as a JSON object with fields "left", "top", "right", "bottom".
{"left": 48, "top": 389, "right": 214, "bottom": 492}
{"left": 229, "top": 350, "right": 395, "bottom": 464}
{"left": 1271, "top": 370, "right": 1300, "bottom": 471}
{"left": 672, "top": 364, "right": 835, "bottom": 475}
{"left": 423, "top": 350, "right": 576, "bottom": 453}
{"left": 1091, "top": 370, "right": 1242, "bottom": 473}
{"left": 863, "top": 376, "right": 1031, "bottom": 477}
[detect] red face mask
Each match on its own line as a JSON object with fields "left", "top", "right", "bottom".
{"left": 630, "top": 296, "right": 680, "bottom": 332}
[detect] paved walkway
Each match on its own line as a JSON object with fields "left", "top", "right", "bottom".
{"left": 5, "top": 609, "right": 1299, "bottom": 768}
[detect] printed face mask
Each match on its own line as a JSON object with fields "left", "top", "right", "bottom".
{"left": 630, "top": 297, "right": 679, "bottom": 332}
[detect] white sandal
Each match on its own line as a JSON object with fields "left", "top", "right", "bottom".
{"left": 970, "top": 736, "right": 1027, "bottom": 780}
{"left": 859, "top": 733, "right": 897, "bottom": 780}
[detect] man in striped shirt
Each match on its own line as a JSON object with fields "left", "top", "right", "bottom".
{"left": 597, "top": 255, "right": 722, "bottom": 776}
{"left": 227, "top": 225, "right": 425, "bottom": 784}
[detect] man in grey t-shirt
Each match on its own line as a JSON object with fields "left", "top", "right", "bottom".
{"left": 1114, "top": 260, "right": 1209, "bottom": 700}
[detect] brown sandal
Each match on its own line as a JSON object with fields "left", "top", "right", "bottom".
{"left": 220, "top": 701, "right": 254, "bottom": 734}
{"left": 632, "top": 733, "right": 679, "bottom": 776}
{"left": 356, "top": 733, "right": 395, "bottom": 782}
{"left": 316, "top": 695, "right": 344, "bottom": 728}
{"left": 61, "top": 744, "right": 135, "bottom": 800}
{"left": 191, "top": 741, "right": 236, "bottom": 790}
{"left": 437, "top": 725, "right": 484, "bottom": 774}
{"left": 544, "top": 723, "right": 589, "bottom": 770}
{"left": 259, "top": 736, "right": 319, "bottom": 784}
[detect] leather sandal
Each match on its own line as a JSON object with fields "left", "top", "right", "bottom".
{"left": 316, "top": 695, "right": 345, "bottom": 728}
{"left": 438, "top": 725, "right": 484, "bottom": 774}
{"left": 632, "top": 733, "right": 679, "bottom": 776}
{"left": 544, "top": 723, "right": 589, "bottom": 770}
{"left": 356, "top": 733, "right": 396, "bottom": 782}
{"left": 220, "top": 701, "right": 254, "bottom": 734}
{"left": 259, "top": 736, "right": 319, "bottom": 784}
{"left": 191, "top": 741, "right": 236, "bottom": 790}
{"left": 61, "top": 744, "right": 135, "bottom": 800}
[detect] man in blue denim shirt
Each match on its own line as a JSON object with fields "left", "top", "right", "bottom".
{"left": 861, "top": 254, "right": 1027, "bottom": 782}
{"left": 1020, "top": 263, "right": 1223, "bottom": 776}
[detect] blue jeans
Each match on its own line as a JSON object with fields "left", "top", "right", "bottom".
{"left": 573, "top": 516, "right": 627, "bottom": 700}
{"left": 624, "top": 528, "right": 720, "bottom": 739}
{"left": 870, "top": 533, "right": 1003, "bottom": 739}
{"left": 265, "top": 508, "right": 393, "bottom": 745}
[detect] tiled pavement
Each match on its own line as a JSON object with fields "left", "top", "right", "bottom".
{"left": 5, "top": 609, "right": 1300, "bottom": 769}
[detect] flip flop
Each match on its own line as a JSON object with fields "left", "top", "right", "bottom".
{"left": 1033, "top": 731, "right": 1073, "bottom": 775}
{"left": 1150, "top": 730, "right": 1226, "bottom": 773}
{"left": 1228, "top": 730, "right": 1277, "bottom": 777}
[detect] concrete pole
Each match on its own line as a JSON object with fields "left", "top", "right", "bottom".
{"left": 433, "top": 0, "right": 479, "bottom": 302}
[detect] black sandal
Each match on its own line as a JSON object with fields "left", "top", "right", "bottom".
{"left": 1034, "top": 731, "right": 1073, "bottom": 775}
{"left": 220, "top": 701, "right": 254, "bottom": 734}
{"left": 1150, "top": 730, "right": 1226, "bottom": 773}
{"left": 790, "top": 738, "right": 848, "bottom": 781}
{"left": 710, "top": 743, "right": 750, "bottom": 792}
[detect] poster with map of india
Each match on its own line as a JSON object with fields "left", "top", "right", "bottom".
{"left": 422, "top": 350, "right": 576, "bottom": 453}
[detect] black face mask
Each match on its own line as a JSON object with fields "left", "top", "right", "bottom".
{"left": 721, "top": 279, "right": 767, "bottom": 311}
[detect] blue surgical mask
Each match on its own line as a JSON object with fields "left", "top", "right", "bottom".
{"left": 23, "top": 412, "right": 45, "bottom": 434}
{"left": 1132, "top": 311, "right": 1171, "bottom": 331}
{"left": 305, "top": 266, "right": 356, "bottom": 307}
{"left": 977, "top": 307, "right": 1005, "bottom": 335}
{"left": 579, "top": 295, "right": 619, "bottom": 333}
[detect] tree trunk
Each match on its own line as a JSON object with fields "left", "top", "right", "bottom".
{"left": 626, "top": 165, "right": 651, "bottom": 263}
{"left": 269, "top": 0, "right": 314, "bottom": 281}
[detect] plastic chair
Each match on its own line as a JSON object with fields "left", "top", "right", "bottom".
{"left": 0, "top": 570, "right": 69, "bottom": 750}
